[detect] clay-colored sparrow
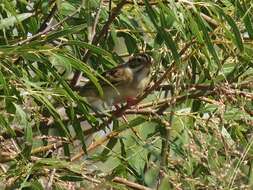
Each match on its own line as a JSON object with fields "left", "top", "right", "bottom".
{"left": 78, "top": 53, "right": 153, "bottom": 109}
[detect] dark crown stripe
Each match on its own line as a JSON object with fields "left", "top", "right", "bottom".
{"left": 130, "top": 53, "right": 151, "bottom": 63}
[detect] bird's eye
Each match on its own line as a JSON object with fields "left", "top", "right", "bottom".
{"left": 136, "top": 57, "right": 143, "bottom": 63}
{"left": 129, "top": 58, "right": 143, "bottom": 69}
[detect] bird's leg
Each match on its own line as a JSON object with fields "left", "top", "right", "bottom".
{"left": 125, "top": 97, "right": 143, "bottom": 139}
{"left": 125, "top": 97, "right": 138, "bottom": 107}
{"left": 126, "top": 96, "right": 140, "bottom": 111}
{"left": 114, "top": 104, "right": 128, "bottom": 123}
{"left": 113, "top": 97, "right": 139, "bottom": 123}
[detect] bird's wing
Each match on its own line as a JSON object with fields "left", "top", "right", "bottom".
{"left": 81, "top": 64, "right": 133, "bottom": 91}
{"left": 103, "top": 65, "right": 132, "bottom": 85}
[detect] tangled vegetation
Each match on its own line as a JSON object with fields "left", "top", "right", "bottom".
{"left": 0, "top": 0, "right": 253, "bottom": 189}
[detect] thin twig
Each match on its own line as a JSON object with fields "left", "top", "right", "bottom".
{"left": 157, "top": 92, "right": 175, "bottom": 188}
{"left": 14, "top": 1, "right": 83, "bottom": 46}
{"left": 4, "top": 80, "right": 253, "bottom": 142}
{"left": 82, "top": 174, "right": 101, "bottom": 184}
{"left": 1, "top": 84, "right": 252, "bottom": 163}
{"left": 46, "top": 168, "right": 56, "bottom": 190}
{"left": 113, "top": 177, "right": 152, "bottom": 190}
{"left": 91, "top": 0, "right": 103, "bottom": 41}
{"left": 71, "top": 130, "right": 120, "bottom": 161}
{"left": 0, "top": 141, "right": 66, "bottom": 163}
{"left": 38, "top": 4, "right": 58, "bottom": 33}
{"left": 31, "top": 142, "right": 65, "bottom": 155}
{"left": 0, "top": 164, "right": 6, "bottom": 173}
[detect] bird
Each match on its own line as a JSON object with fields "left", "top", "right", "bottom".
{"left": 77, "top": 53, "right": 153, "bottom": 109}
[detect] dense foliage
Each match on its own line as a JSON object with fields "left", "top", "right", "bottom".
{"left": 0, "top": 0, "right": 253, "bottom": 189}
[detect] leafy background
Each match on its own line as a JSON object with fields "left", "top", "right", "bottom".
{"left": 0, "top": 0, "right": 253, "bottom": 189}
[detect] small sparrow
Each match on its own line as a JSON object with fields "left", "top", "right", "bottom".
{"left": 78, "top": 53, "right": 153, "bottom": 109}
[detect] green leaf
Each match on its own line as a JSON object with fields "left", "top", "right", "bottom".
{"left": 236, "top": 1, "right": 253, "bottom": 39}
{"left": 158, "top": 176, "right": 171, "bottom": 190}
{"left": 118, "top": 32, "right": 138, "bottom": 54}
{"left": 34, "top": 158, "right": 82, "bottom": 174}
{"left": 0, "top": 13, "right": 33, "bottom": 30}
{"left": 0, "top": 115, "right": 15, "bottom": 137}
{"left": 100, "top": 137, "right": 118, "bottom": 161}
{"left": 44, "top": 24, "right": 86, "bottom": 42}
{"left": 20, "top": 142, "right": 32, "bottom": 159}
{"left": 144, "top": 0, "right": 179, "bottom": 63}
{"left": 217, "top": 7, "right": 244, "bottom": 52}
{"left": 59, "top": 174, "right": 83, "bottom": 182}
{"left": 158, "top": 2, "right": 175, "bottom": 29}
{"left": 20, "top": 181, "right": 44, "bottom": 190}
{"left": 49, "top": 52, "right": 104, "bottom": 97}
{"left": 195, "top": 12, "right": 220, "bottom": 66}
{"left": 144, "top": 0, "right": 159, "bottom": 28}
{"left": 14, "top": 104, "right": 33, "bottom": 144}
{"left": 33, "top": 94, "right": 70, "bottom": 138}
{"left": 64, "top": 40, "right": 112, "bottom": 57}
{"left": 0, "top": 70, "right": 7, "bottom": 92}
{"left": 119, "top": 117, "right": 147, "bottom": 131}
{"left": 159, "top": 29, "right": 180, "bottom": 63}
{"left": 73, "top": 116, "right": 87, "bottom": 154}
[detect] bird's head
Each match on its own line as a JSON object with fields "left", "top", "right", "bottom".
{"left": 127, "top": 53, "right": 153, "bottom": 79}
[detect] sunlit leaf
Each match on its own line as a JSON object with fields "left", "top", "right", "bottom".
{"left": 0, "top": 13, "right": 33, "bottom": 30}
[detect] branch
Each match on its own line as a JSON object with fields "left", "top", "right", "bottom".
{"left": 112, "top": 177, "right": 152, "bottom": 190}
{"left": 1, "top": 84, "right": 251, "bottom": 163}
{"left": 70, "top": 0, "right": 128, "bottom": 86}
{"left": 2, "top": 80, "right": 252, "bottom": 142}
{"left": 0, "top": 141, "right": 65, "bottom": 163}
{"left": 71, "top": 130, "right": 120, "bottom": 161}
